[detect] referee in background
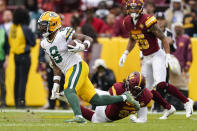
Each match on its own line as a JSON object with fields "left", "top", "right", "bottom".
{"left": 9, "top": 8, "right": 35, "bottom": 108}
{"left": 152, "top": 12, "right": 177, "bottom": 112}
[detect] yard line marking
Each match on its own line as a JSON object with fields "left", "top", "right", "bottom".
{"left": 0, "top": 109, "right": 197, "bottom": 115}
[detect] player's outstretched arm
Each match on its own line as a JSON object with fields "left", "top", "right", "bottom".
{"left": 119, "top": 36, "right": 136, "bottom": 67}
{"left": 50, "top": 58, "right": 62, "bottom": 100}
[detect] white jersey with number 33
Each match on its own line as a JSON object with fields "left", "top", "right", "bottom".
{"left": 40, "top": 27, "right": 82, "bottom": 74}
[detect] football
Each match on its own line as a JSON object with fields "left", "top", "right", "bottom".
{"left": 67, "top": 39, "right": 82, "bottom": 49}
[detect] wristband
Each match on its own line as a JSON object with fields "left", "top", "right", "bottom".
{"left": 124, "top": 50, "right": 129, "bottom": 55}
{"left": 53, "top": 76, "right": 61, "bottom": 81}
{"left": 84, "top": 40, "right": 91, "bottom": 48}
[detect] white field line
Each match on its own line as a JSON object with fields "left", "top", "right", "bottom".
{"left": 0, "top": 109, "right": 197, "bottom": 115}
{"left": 0, "top": 123, "right": 116, "bottom": 127}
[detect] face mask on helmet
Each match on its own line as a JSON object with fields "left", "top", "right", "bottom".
{"left": 38, "top": 21, "right": 51, "bottom": 38}
{"left": 125, "top": 72, "right": 145, "bottom": 98}
{"left": 126, "top": 2, "right": 143, "bottom": 19}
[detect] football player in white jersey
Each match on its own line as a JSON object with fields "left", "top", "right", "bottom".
{"left": 37, "top": 11, "right": 140, "bottom": 123}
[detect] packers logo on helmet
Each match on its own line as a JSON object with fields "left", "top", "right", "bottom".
{"left": 38, "top": 11, "right": 61, "bottom": 37}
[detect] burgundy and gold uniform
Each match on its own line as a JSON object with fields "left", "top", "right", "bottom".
{"left": 105, "top": 82, "right": 152, "bottom": 121}
{"left": 123, "top": 14, "right": 159, "bottom": 56}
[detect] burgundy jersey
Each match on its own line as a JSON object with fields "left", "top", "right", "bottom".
{"left": 123, "top": 14, "right": 160, "bottom": 56}
{"left": 105, "top": 82, "right": 153, "bottom": 121}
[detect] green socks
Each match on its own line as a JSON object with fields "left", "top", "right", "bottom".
{"left": 90, "top": 94, "right": 124, "bottom": 106}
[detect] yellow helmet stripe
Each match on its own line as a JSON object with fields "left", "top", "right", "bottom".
{"left": 112, "top": 86, "right": 117, "bottom": 96}
{"left": 138, "top": 72, "right": 142, "bottom": 87}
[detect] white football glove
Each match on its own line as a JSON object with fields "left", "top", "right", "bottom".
{"left": 50, "top": 83, "right": 60, "bottom": 100}
{"left": 165, "top": 53, "right": 171, "bottom": 68}
{"left": 55, "top": 91, "right": 68, "bottom": 103}
{"left": 119, "top": 50, "right": 129, "bottom": 67}
{"left": 68, "top": 40, "right": 85, "bottom": 52}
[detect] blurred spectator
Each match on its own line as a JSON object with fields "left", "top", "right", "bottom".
{"left": 156, "top": 12, "right": 176, "bottom": 53}
{"left": 110, "top": 2, "right": 122, "bottom": 17}
{"left": 38, "top": 48, "right": 68, "bottom": 109}
{"left": 40, "top": 0, "right": 53, "bottom": 11}
{"left": 145, "top": 0, "right": 166, "bottom": 5}
{"left": 91, "top": 59, "right": 116, "bottom": 91}
{"left": 26, "top": 0, "right": 43, "bottom": 38}
{"left": 8, "top": 8, "right": 35, "bottom": 108}
{"left": 183, "top": 0, "right": 197, "bottom": 37}
{"left": 80, "top": 8, "right": 106, "bottom": 34}
{"left": 95, "top": 1, "right": 109, "bottom": 21}
{"left": 54, "top": 0, "right": 81, "bottom": 13}
{"left": 99, "top": 13, "right": 115, "bottom": 37}
{"left": 70, "top": 12, "right": 81, "bottom": 33}
{"left": 183, "top": 12, "right": 197, "bottom": 37}
{"left": 2, "top": 10, "right": 13, "bottom": 35}
{"left": 0, "top": 23, "right": 9, "bottom": 108}
{"left": 81, "top": 23, "right": 98, "bottom": 64}
{"left": 144, "top": 1, "right": 156, "bottom": 15}
{"left": 81, "top": 0, "right": 113, "bottom": 10}
{"left": 188, "top": 0, "right": 197, "bottom": 16}
{"left": 165, "top": 0, "right": 190, "bottom": 29}
{"left": 113, "top": 6, "right": 129, "bottom": 38}
{"left": 168, "top": 22, "right": 193, "bottom": 110}
{"left": 0, "top": 0, "right": 6, "bottom": 24}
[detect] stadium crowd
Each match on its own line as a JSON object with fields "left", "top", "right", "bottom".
{"left": 0, "top": 0, "right": 196, "bottom": 113}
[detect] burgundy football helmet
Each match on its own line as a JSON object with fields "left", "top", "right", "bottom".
{"left": 125, "top": 72, "right": 146, "bottom": 98}
{"left": 125, "top": 0, "right": 144, "bottom": 19}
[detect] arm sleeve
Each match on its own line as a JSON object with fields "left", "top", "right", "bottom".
{"left": 22, "top": 26, "right": 36, "bottom": 47}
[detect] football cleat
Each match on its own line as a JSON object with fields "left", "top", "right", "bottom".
{"left": 130, "top": 115, "right": 137, "bottom": 123}
{"left": 184, "top": 98, "right": 193, "bottom": 118}
{"left": 124, "top": 92, "right": 140, "bottom": 111}
{"left": 159, "top": 105, "right": 176, "bottom": 120}
{"left": 64, "top": 117, "right": 87, "bottom": 123}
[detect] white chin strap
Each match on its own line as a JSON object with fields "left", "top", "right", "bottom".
{"left": 130, "top": 13, "right": 138, "bottom": 20}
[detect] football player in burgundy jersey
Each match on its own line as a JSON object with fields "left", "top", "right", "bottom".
{"left": 80, "top": 72, "right": 152, "bottom": 123}
{"left": 119, "top": 0, "right": 193, "bottom": 119}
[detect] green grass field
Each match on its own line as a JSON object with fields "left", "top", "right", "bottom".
{"left": 0, "top": 110, "right": 197, "bottom": 131}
